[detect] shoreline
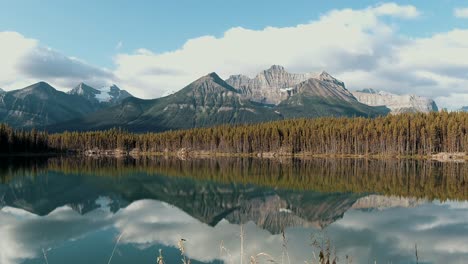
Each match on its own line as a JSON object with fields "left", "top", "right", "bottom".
{"left": 83, "top": 149, "right": 468, "bottom": 162}
{"left": 2, "top": 150, "right": 466, "bottom": 162}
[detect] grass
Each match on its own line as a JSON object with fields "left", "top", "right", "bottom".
{"left": 152, "top": 229, "right": 422, "bottom": 264}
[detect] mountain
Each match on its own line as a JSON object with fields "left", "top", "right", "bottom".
{"left": 68, "top": 82, "right": 132, "bottom": 105}
{"left": 351, "top": 195, "right": 426, "bottom": 211}
{"left": 274, "top": 74, "right": 382, "bottom": 118}
{"left": 352, "top": 88, "right": 438, "bottom": 114}
{"left": 50, "top": 68, "right": 388, "bottom": 132}
{"left": 0, "top": 88, "right": 5, "bottom": 95}
{"left": 459, "top": 106, "right": 468, "bottom": 112}
{"left": 226, "top": 65, "right": 318, "bottom": 104}
{"left": 0, "top": 82, "right": 100, "bottom": 128}
{"left": 51, "top": 72, "right": 282, "bottom": 132}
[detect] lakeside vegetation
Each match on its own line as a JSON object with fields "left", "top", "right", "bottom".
{"left": 1, "top": 112, "right": 468, "bottom": 157}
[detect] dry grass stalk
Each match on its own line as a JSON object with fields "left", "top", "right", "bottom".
{"left": 178, "top": 238, "right": 191, "bottom": 264}
{"left": 281, "top": 228, "right": 291, "bottom": 264}
{"left": 157, "top": 249, "right": 165, "bottom": 264}
{"left": 42, "top": 248, "right": 49, "bottom": 264}
{"left": 107, "top": 231, "right": 125, "bottom": 264}
{"left": 249, "top": 252, "right": 278, "bottom": 264}
{"left": 240, "top": 224, "right": 245, "bottom": 264}
{"left": 219, "top": 240, "right": 234, "bottom": 264}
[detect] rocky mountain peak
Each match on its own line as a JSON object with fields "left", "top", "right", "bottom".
{"left": 318, "top": 71, "right": 345, "bottom": 88}
{"left": 0, "top": 88, "right": 5, "bottom": 95}
{"left": 357, "top": 88, "right": 379, "bottom": 94}
{"left": 14, "top": 82, "right": 58, "bottom": 99}
{"left": 109, "top": 84, "right": 121, "bottom": 91}
{"left": 182, "top": 72, "right": 238, "bottom": 97}
{"left": 69, "top": 83, "right": 100, "bottom": 97}
{"left": 264, "top": 64, "right": 286, "bottom": 73}
{"left": 226, "top": 66, "right": 348, "bottom": 105}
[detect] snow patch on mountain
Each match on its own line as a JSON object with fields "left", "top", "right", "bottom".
{"left": 95, "top": 86, "right": 113, "bottom": 102}
{"left": 69, "top": 83, "right": 132, "bottom": 104}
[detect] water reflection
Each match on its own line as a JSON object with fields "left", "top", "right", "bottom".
{"left": 0, "top": 157, "right": 467, "bottom": 263}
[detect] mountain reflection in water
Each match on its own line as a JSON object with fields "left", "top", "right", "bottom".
{"left": 0, "top": 157, "right": 467, "bottom": 264}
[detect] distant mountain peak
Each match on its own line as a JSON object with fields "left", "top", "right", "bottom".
{"left": 265, "top": 65, "right": 286, "bottom": 73}
{"left": 318, "top": 71, "right": 345, "bottom": 88}
{"left": 185, "top": 72, "right": 238, "bottom": 94}
{"left": 226, "top": 66, "right": 346, "bottom": 105}
{"left": 0, "top": 88, "right": 5, "bottom": 94}
{"left": 356, "top": 88, "right": 379, "bottom": 94}
{"left": 20, "top": 82, "right": 57, "bottom": 96}
{"left": 206, "top": 72, "right": 221, "bottom": 79}
{"left": 69, "top": 83, "right": 100, "bottom": 96}
{"left": 69, "top": 83, "right": 132, "bottom": 104}
{"left": 352, "top": 89, "right": 438, "bottom": 114}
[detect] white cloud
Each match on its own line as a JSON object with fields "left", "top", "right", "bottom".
{"left": 115, "top": 41, "right": 123, "bottom": 50}
{"left": 111, "top": 2, "right": 468, "bottom": 109}
{"left": 2, "top": 2, "right": 468, "bottom": 109}
{"left": 372, "top": 2, "right": 420, "bottom": 18}
{"left": 454, "top": 7, "right": 468, "bottom": 18}
{"left": 0, "top": 31, "right": 112, "bottom": 91}
{"left": 112, "top": 3, "right": 407, "bottom": 98}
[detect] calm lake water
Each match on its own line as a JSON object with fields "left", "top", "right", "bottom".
{"left": 0, "top": 157, "right": 467, "bottom": 264}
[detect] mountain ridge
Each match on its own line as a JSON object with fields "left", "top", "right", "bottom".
{"left": 352, "top": 89, "right": 438, "bottom": 114}
{"left": 0, "top": 82, "right": 101, "bottom": 128}
{"left": 49, "top": 69, "right": 388, "bottom": 132}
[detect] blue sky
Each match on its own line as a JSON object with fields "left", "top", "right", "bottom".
{"left": 1, "top": 1, "right": 468, "bottom": 108}
{"left": 0, "top": 0, "right": 464, "bottom": 67}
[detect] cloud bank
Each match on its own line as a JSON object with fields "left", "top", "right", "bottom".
{"left": 0, "top": 31, "right": 112, "bottom": 91}
{"left": 454, "top": 7, "right": 468, "bottom": 18}
{"left": 1, "top": 3, "right": 468, "bottom": 109}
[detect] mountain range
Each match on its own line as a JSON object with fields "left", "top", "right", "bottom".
{"left": 0, "top": 82, "right": 132, "bottom": 128}
{"left": 0, "top": 66, "right": 440, "bottom": 132}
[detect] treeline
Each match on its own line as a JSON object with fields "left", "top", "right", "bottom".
{"left": 1, "top": 112, "right": 467, "bottom": 156}
{"left": 0, "top": 124, "right": 49, "bottom": 154}
{"left": 46, "top": 111, "right": 468, "bottom": 156}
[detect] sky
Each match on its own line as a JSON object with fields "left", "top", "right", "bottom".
{"left": 1, "top": 0, "right": 468, "bottom": 109}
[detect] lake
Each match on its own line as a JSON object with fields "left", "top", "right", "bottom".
{"left": 0, "top": 157, "right": 467, "bottom": 264}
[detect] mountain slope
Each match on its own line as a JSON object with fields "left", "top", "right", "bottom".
{"left": 0, "top": 82, "right": 100, "bottom": 128}
{"left": 352, "top": 89, "right": 438, "bottom": 114}
{"left": 277, "top": 77, "right": 386, "bottom": 117}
